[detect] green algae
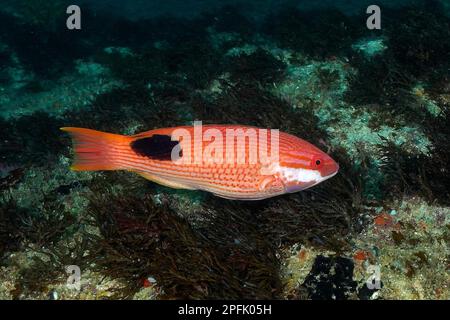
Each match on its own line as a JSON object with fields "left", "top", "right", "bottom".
{"left": 0, "top": 59, "right": 122, "bottom": 119}
{"left": 351, "top": 38, "right": 388, "bottom": 59}
{"left": 410, "top": 84, "right": 443, "bottom": 117}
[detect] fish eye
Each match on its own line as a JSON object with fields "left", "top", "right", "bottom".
{"left": 312, "top": 157, "right": 323, "bottom": 168}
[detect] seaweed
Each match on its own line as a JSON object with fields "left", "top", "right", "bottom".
{"left": 378, "top": 140, "right": 450, "bottom": 205}
{"left": 378, "top": 93, "right": 450, "bottom": 205}
{"left": 74, "top": 137, "right": 366, "bottom": 300}
{"left": 97, "top": 49, "right": 169, "bottom": 86}
{"left": 1, "top": 0, "right": 448, "bottom": 300}
{"left": 0, "top": 194, "right": 74, "bottom": 262}
{"left": 13, "top": 0, "right": 70, "bottom": 31}
{"left": 226, "top": 48, "right": 287, "bottom": 85}
{"left": 0, "top": 167, "right": 25, "bottom": 191}
{"left": 345, "top": 54, "right": 416, "bottom": 114}
{"left": 163, "top": 39, "right": 223, "bottom": 89}
{"left": 12, "top": 235, "right": 91, "bottom": 298}
{"left": 97, "top": 22, "right": 222, "bottom": 90}
{"left": 62, "top": 82, "right": 189, "bottom": 134}
{"left": 264, "top": 7, "right": 365, "bottom": 58}
{"left": 345, "top": 2, "right": 450, "bottom": 120}
{"left": 192, "top": 83, "right": 327, "bottom": 146}
{"left": 0, "top": 10, "right": 91, "bottom": 78}
{"left": 0, "top": 112, "right": 65, "bottom": 166}
{"left": 0, "top": 196, "right": 28, "bottom": 260}
{"left": 384, "top": 2, "right": 450, "bottom": 78}
{"left": 82, "top": 186, "right": 281, "bottom": 299}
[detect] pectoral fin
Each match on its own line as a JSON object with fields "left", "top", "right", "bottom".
{"left": 258, "top": 175, "right": 285, "bottom": 193}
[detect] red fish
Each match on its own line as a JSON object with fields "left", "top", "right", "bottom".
{"left": 61, "top": 124, "right": 339, "bottom": 200}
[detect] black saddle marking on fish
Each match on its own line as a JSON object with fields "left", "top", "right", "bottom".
{"left": 131, "top": 134, "right": 182, "bottom": 160}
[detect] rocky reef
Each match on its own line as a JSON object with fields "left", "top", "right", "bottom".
{"left": 0, "top": 0, "right": 449, "bottom": 299}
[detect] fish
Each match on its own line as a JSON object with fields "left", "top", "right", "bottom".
{"left": 61, "top": 124, "right": 339, "bottom": 200}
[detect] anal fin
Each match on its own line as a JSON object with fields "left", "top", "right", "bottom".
{"left": 136, "top": 171, "right": 196, "bottom": 190}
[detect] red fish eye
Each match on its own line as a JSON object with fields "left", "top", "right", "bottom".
{"left": 312, "top": 157, "right": 323, "bottom": 168}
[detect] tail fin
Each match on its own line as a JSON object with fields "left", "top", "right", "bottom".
{"left": 61, "top": 127, "right": 133, "bottom": 171}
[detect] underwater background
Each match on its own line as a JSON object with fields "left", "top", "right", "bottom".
{"left": 0, "top": 0, "right": 449, "bottom": 299}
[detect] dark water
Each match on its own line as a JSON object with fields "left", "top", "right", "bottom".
{"left": 0, "top": 0, "right": 449, "bottom": 300}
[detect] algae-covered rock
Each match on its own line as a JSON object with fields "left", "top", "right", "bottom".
{"left": 0, "top": 0, "right": 449, "bottom": 301}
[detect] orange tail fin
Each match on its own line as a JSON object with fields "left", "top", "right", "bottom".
{"left": 61, "top": 127, "right": 133, "bottom": 171}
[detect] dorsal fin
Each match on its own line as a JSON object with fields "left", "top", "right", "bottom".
{"left": 130, "top": 134, "right": 182, "bottom": 160}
